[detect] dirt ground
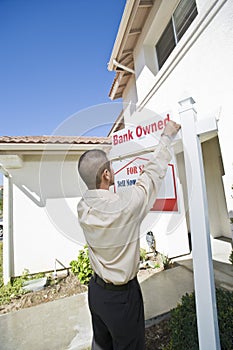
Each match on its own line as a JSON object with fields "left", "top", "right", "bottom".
{"left": 0, "top": 273, "right": 87, "bottom": 315}
{"left": 0, "top": 271, "right": 171, "bottom": 349}
{"left": 145, "top": 318, "right": 171, "bottom": 350}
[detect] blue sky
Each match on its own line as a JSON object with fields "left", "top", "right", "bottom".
{"left": 0, "top": 0, "right": 126, "bottom": 137}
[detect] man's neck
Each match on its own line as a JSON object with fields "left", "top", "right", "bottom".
{"left": 98, "top": 183, "right": 110, "bottom": 190}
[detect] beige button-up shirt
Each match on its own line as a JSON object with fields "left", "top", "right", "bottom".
{"left": 77, "top": 136, "right": 172, "bottom": 285}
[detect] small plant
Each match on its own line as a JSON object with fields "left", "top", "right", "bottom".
{"left": 0, "top": 275, "right": 28, "bottom": 305}
{"left": 168, "top": 288, "right": 233, "bottom": 350}
{"left": 140, "top": 248, "right": 147, "bottom": 262}
{"left": 70, "top": 245, "right": 93, "bottom": 285}
{"left": 0, "top": 242, "right": 3, "bottom": 282}
{"left": 0, "top": 198, "right": 3, "bottom": 217}
{"left": 0, "top": 266, "right": 47, "bottom": 306}
{"left": 161, "top": 254, "right": 172, "bottom": 269}
{"left": 154, "top": 262, "right": 160, "bottom": 269}
{"left": 0, "top": 244, "right": 29, "bottom": 305}
{"left": 229, "top": 250, "right": 233, "bottom": 265}
{"left": 21, "top": 268, "right": 30, "bottom": 280}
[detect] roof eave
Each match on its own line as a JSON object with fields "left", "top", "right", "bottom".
{"left": 0, "top": 143, "right": 111, "bottom": 152}
{"left": 0, "top": 137, "right": 112, "bottom": 153}
{"left": 108, "top": 0, "right": 136, "bottom": 72}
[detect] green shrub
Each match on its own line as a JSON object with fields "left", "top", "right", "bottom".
{"left": 161, "top": 253, "right": 172, "bottom": 269}
{"left": 70, "top": 245, "right": 93, "bottom": 285}
{"left": 0, "top": 266, "right": 47, "bottom": 305}
{"left": 0, "top": 242, "right": 3, "bottom": 283}
{"left": 168, "top": 288, "right": 233, "bottom": 350}
{"left": 140, "top": 248, "right": 147, "bottom": 262}
{"left": 0, "top": 198, "right": 3, "bottom": 216}
{"left": 0, "top": 274, "right": 28, "bottom": 305}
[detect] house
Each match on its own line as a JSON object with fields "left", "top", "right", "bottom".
{"left": 107, "top": 0, "right": 232, "bottom": 255}
{"left": 1, "top": 0, "right": 232, "bottom": 284}
{"left": 0, "top": 135, "right": 111, "bottom": 283}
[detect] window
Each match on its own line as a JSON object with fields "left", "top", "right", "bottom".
{"left": 156, "top": 0, "right": 198, "bottom": 69}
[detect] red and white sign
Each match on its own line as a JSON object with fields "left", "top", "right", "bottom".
{"left": 110, "top": 112, "right": 178, "bottom": 212}
{"left": 113, "top": 155, "right": 178, "bottom": 212}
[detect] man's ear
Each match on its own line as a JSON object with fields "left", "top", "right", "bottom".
{"left": 102, "top": 169, "right": 110, "bottom": 182}
{"left": 99, "top": 168, "right": 112, "bottom": 189}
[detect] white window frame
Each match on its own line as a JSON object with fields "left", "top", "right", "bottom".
{"left": 156, "top": 0, "right": 198, "bottom": 69}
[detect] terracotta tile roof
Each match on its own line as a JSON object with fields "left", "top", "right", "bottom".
{"left": 0, "top": 135, "right": 112, "bottom": 145}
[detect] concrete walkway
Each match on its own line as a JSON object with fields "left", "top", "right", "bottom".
{"left": 0, "top": 239, "right": 232, "bottom": 350}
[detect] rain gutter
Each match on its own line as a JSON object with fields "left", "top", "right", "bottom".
{"left": 108, "top": 0, "right": 136, "bottom": 71}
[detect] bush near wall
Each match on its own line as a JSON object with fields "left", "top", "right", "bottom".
{"left": 0, "top": 242, "right": 3, "bottom": 280}
{"left": 0, "top": 198, "right": 3, "bottom": 218}
{"left": 167, "top": 288, "right": 233, "bottom": 350}
{"left": 70, "top": 245, "right": 93, "bottom": 285}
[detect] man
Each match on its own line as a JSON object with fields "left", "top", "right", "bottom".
{"left": 77, "top": 120, "right": 180, "bottom": 349}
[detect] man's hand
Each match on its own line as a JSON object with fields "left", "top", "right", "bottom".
{"left": 162, "top": 120, "right": 181, "bottom": 139}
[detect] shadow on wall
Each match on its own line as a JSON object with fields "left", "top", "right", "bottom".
{"left": 9, "top": 153, "right": 87, "bottom": 244}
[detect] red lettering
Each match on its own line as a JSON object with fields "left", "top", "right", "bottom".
{"left": 113, "top": 135, "right": 118, "bottom": 145}
{"left": 164, "top": 114, "right": 170, "bottom": 125}
{"left": 128, "top": 129, "right": 134, "bottom": 141}
{"left": 151, "top": 122, "right": 157, "bottom": 133}
{"left": 119, "top": 135, "right": 123, "bottom": 144}
{"left": 114, "top": 114, "right": 171, "bottom": 145}
{"left": 126, "top": 166, "right": 138, "bottom": 175}
{"left": 136, "top": 125, "right": 142, "bottom": 137}
{"left": 143, "top": 124, "right": 151, "bottom": 135}
{"left": 139, "top": 165, "right": 144, "bottom": 173}
{"left": 158, "top": 120, "right": 163, "bottom": 130}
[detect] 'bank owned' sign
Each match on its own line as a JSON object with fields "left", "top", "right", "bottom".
{"left": 110, "top": 112, "right": 178, "bottom": 212}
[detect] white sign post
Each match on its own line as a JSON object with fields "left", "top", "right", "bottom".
{"left": 179, "top": 97, "right": 221, "bottom": 350}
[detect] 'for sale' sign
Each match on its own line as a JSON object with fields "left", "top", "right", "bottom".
{"left": 113, "top": 155, "right": 178, "bottom": 212}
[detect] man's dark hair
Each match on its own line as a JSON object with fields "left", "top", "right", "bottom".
{"left": 78, "top": 149, "right": 111, "bottom": 189}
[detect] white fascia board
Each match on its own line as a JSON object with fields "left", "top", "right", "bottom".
{"left": 0, "top": 143, "right": 111, "bottom": 153}
{"left": 108, "top": 0, "right": 135, "bottom": 71}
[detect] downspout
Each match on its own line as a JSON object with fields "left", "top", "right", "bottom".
{"left": 0, "top": 164, "right": 13, "bottom": 285}
{"left": 112, "top": 59, "right": 135, "bottom": 74}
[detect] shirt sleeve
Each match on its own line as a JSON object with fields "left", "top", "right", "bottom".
{"left": 130, "top": 135, "right": 173, "bottom": 219}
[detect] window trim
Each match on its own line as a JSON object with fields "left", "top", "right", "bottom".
{"left": 156, "top": 0, "right": 198, "bottom": 69}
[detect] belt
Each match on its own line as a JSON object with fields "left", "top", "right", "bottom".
{"left": 93, "top": 273, "right": 136, "bottom": 291}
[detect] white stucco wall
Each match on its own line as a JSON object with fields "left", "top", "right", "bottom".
{"left": 123, "top": 0, "right": 233, "bottom": 223}
{"left": 3, "top": 153, "right": 87, "bottom": 278}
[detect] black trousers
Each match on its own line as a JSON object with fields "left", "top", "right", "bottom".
{"left": 88, "top": 276, "right": 145, "bottom": 350}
